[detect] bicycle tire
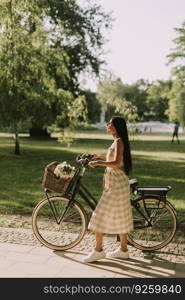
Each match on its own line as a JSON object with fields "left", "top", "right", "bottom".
{"left": 32, "top": 196, "right": 88, "bottom": 251}
{"left": 127, "top": 196, "right": 177, "bottom": 251}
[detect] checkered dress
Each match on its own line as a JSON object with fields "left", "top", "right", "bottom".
{"left": 88, "top": 141, "right": 133, "bottom": 234}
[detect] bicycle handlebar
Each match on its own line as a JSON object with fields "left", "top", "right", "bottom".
{"left": 76, "top": 153, "right": 94, "bottom": 167}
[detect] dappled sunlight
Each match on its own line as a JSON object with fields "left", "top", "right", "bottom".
{"left": 0, "top": 133, "right": 184, "bottom": 215}
{"left": 133, "top": 134, "right": 185, "bottom": 141}
{"left": 132, "top": 150, "right": 185, "bottom": 162}
{"left": 138, "top": 175, "right": 185, "bottom": 184}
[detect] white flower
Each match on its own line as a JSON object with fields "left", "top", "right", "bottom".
{"left": 54, "top": 162, "right": 76, "bottom": 178}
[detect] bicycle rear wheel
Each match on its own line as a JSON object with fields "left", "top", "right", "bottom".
{"left": 32, "top": 196, "right": 88, "bottom": 251}
{"left": 127, "top": 196, "right": 177, "bottom": 251}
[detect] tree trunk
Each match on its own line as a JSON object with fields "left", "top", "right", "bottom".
{"left": 29, "top": 127, "right": 50, "bottom": 138}
{"left": 14, "top": 131, "right": 20, "bottom": 155}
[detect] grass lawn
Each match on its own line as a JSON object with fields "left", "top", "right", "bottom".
{"left": 0, "top": 130, "right": 185, "bottom": 238}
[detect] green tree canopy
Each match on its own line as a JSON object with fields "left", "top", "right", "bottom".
{"left": 83, "top": 90, "right": 101, "bottom": 124}
{"left": 166, "top": 79, "right": 185, "bottom": 128}
{"left": 166, "top": 20, "right": 185, "bottom": 128}
{"left": 0, "top": 0, "right": 111, "bottom": 153}
{"left": 97, "top": 74, "right": 138, "bottom": 123}
{"left": 146, "top": 80, "right": 172, "bottom": 121}
{"left": 167, "top": 20, "right": 185, "bottom": 82}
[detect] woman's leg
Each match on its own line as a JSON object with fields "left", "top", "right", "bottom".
{"left": 82, "top": 232, "right": 105, "bottom": 262}
{"left": 95, "top": 232, "right": 104, "bottom": 251}
{"left": 106, "top": 233, "right": 129, "bottom": 258}
{"left": 119, "top": 233, "right": 128, "bottom": 252}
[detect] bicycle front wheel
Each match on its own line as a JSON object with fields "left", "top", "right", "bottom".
{"left": 127, "top": 196, "right": 177, "bottom": 251}
{"left": 32, "top": 196, "right": 88, "bottom": 251}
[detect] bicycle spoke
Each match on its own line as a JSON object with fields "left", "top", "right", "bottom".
{"left": 151, "top": 209, "right": 170, "bottom": 223}
{"left": 50, "top": 201, "right": 66, "bottom": 223}
{"left": 128, "top": 198, "right": 177, "bottom": 251}
{"left": 32, "top": 197, "right": 87, "bottom": 250}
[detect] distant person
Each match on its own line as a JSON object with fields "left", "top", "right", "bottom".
{"left": 171, "top": 121, "right": 180, "bottom": 144}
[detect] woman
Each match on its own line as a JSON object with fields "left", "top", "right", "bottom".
{"left": 83, "top": 116, "right": 133, "bottom": 263}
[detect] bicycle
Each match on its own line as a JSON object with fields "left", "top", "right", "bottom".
{"left": 32, "top": 154, "right": 177, "bottom": 252}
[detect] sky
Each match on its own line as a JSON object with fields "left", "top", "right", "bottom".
{"left": 80, "top": 0, "right": 185, "bottom": 90}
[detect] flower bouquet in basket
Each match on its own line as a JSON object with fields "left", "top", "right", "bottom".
{"left": 54, "top": 161, "right": 76, "bottom": 179}
{"left": 42, "top": 161, "right": 76, "bottom": 194}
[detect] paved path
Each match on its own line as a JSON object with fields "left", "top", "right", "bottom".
{"left": 0, "top": 227, "right": 185, "bottom": 278}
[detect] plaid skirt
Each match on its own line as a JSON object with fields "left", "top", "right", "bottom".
{"left": 88, "top": 167, "right": 133, "bottom": 234}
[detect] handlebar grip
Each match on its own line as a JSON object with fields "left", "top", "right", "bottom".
{"left": 76, "top": 154, "right": 81, "bottom": 163}
{"left": 76, "top": 153, "right": 93, "bottom": 167}
{"left": 83, "top": 158, "right": 89, "bottom": 167}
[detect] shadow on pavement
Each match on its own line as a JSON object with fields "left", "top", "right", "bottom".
{"left": 54, "top": 250, "right": 185, "bottom": 278}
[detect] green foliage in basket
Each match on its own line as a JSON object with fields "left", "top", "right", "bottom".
{"left": 54, "top": 161, "right": 76, "bottom": 178}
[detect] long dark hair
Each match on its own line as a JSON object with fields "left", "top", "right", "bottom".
{"left": 111, "top": 116, "right": 132, "bottom": 176}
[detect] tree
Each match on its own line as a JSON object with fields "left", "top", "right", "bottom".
{"left": 0, "top": 0, "right": 111, "bottom": 153}
{"left": 83, "top": 90, "right": 101, "bottom": 123}
{"left": 120, "top": 80, "right": 149, "bottom": 121}
{"left": 167, "top": 20, "right": 185, "bottom": 82}
{"left": 146, "top": 80, "right": 172, "bottom": 121}
{"left": 0, "top": 0, "right": 71, "bottom": 153}
{"left": 166, "top": 79, "right": 185, "bottom": 128}
{"left": 97, "top": 74, "right": 138, "bottom": 123}
{"left": 166, "top": 20, "right": 185, "bottom": 128}
{"left": 43, "top": 0, "right": 111, "bottom": 91}
{"left": 30, "top": 0, "right": 111, "bottom": 135}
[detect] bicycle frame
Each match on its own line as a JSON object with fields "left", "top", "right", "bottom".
{"left": 131, "top": 196, "right": 166, "bottom": 229}
{"left": 65, "top": 166, "right": 98, "bottom": 210}
{"left": 44, "top": 164, "right": 176, "bottom": 231}
{"left": 131, "top": 197, "right": 153, "bottom": 228}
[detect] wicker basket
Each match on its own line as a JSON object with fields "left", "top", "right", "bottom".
{"left": 42, "top": 161, "right": 74, "bottom": 194}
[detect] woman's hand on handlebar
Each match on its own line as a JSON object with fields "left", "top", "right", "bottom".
{"left": 76, "top": 153, "right": 94, "bottom": 167}
{"left": 92, "top": 154, "right": 99, "bottom": 160}
{"left": 76, "top": 153, "right": 103, "bottom": 168}
{"left": 88, "top": 160, "right": 99, "bottom": 168}
{"left": 92, "top": 154, "right": 106, "bottom": 160}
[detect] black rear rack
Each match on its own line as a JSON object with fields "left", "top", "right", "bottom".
{"left": 136, "top": 186, "right": 171, "bottom": 196}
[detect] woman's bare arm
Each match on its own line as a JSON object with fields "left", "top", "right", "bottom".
{"left": 92, "top": 154, "right": 106, "bottom": 160}
{"left": 89, "top": 139, "right": 123, "bottom": 168}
